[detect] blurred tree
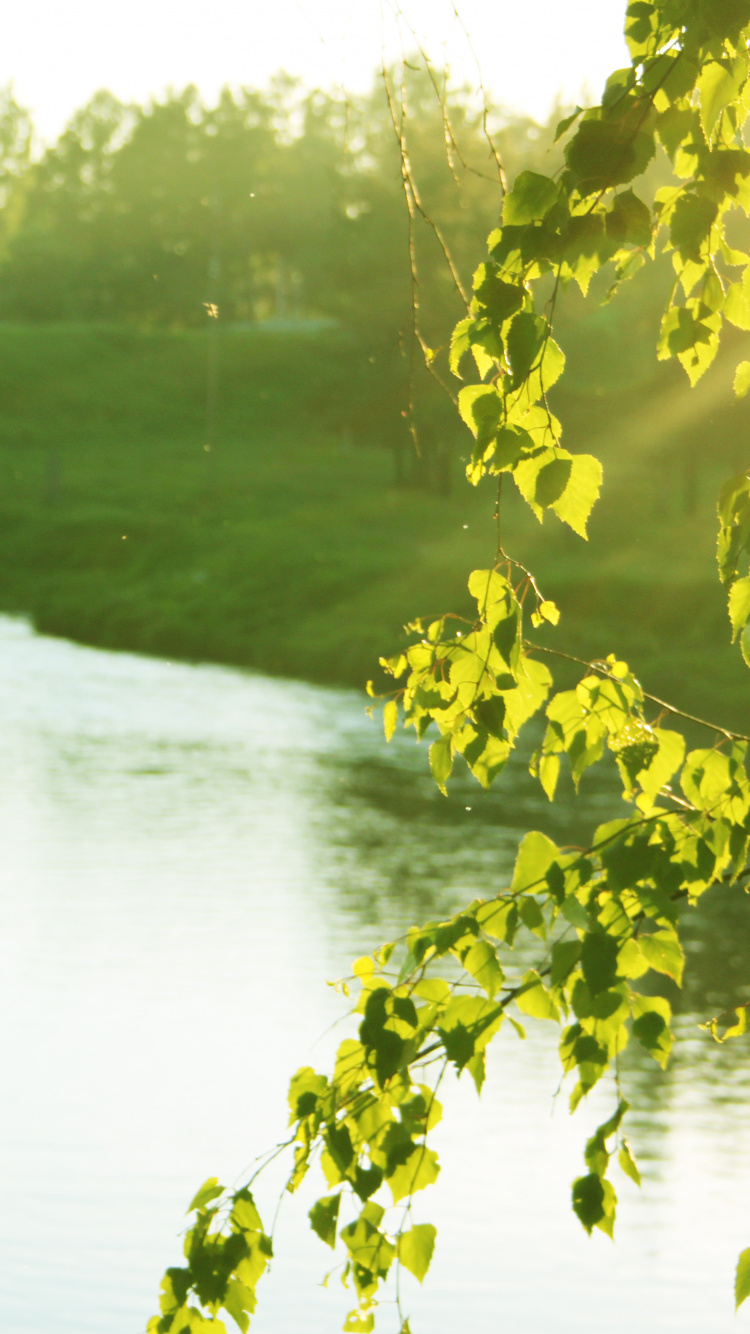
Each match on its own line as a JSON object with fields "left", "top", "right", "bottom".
{"left": 0, "top": 86, "right": 33, "bottom": 257}
{"left": 0, "top": 68, "right": 557, "bottom": 339}
{"left": 0, "top": 69, "right": 603, "bottom": 488}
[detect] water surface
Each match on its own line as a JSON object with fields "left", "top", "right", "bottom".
{"left": 1, "top": 616, "right": 749, "bottom": 1333}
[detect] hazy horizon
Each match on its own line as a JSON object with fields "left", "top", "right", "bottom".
{"left": 4, "top": 0, "right": 628, "bottom": 145}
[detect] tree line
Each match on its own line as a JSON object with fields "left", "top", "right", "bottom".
{"left": 0, "top": 73, "right": 555, "bottom": 339}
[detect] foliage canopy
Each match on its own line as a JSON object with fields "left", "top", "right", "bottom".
{"left": 147, "top": 3, "right": 750, "bottom": 1331}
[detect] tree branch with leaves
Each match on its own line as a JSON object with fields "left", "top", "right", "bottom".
{"left": 147, "top": 3, "right": 750, "bottom": 1331}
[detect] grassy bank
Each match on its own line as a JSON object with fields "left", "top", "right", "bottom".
{"left": 0, "top": 322, "right": 746, "bottom": 730}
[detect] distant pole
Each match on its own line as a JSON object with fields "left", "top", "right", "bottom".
{"left": 205, "top": 255, "right": 220, "bottom": 456}
{"left": 204, "top": 193, "right": 221, "bottom": 472}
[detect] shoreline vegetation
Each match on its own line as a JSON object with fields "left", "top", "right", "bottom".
{"left": 0, "top": 322, "right": 747, "bottom": 730}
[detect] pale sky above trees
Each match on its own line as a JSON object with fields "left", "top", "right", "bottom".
{"left": 4, "top": 0, "right": 628, "bottom": 143}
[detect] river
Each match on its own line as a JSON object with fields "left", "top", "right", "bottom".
{"left": 1, "top": 614, "right": 749, "bottom": 1333}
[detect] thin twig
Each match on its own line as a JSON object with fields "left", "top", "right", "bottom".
{"left": 525, "top": 641, "right": 750, "bottom": 742}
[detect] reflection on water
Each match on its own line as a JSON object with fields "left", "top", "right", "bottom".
{"left": 0, "top": 616, "right": 749, "bottom": 1334}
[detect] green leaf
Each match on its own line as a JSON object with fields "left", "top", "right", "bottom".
{"left": 464, "top": 733, "right": 511, "bottom": 789}
{"left": 735, "top": 361, "right": 750, "bottom": 398}
{"left": 605, "top": 190, "right": 652, "bottom": 248}
{"left": 639, "top": 930, "right": 684, "bottom": 985}
{"left": 571, "top": 1173, "right": 605, "bottom": 1234}
{"left": 584, "top": 1101, "right": 628, "bottom": 1175}
{"left": 729, "top": 574, "right": 750, "bottom": 638}
{"left": 472, "top": 265, "right": 525, "bottom": 322}
{"left": 681, "top": 748, "right": 733, "bottom": 810}
{"left": 617, "top": 938, "right": 649, "bottom": 980}
{"left": 475, "top": 897, "right": 519, "bottom": 945}
{"left": 490, "top": 424, "right": 535, "bottom": 472}
{"left": 463, "top": 939, "right": 504, "bottom": 998}
{"left": 737, "top": 1250, "right": 750, "bottom": 1309}
{"left": 669, "top": 194, "right": 718, "bottom": 261}
{"left": 551, "top": 453, "right": 603, "bottom": 538}
{"left": 554, "top": 106, "right": 583, "bottom": 142}
{"left": 457, "top": 383, "right": 502, "bottom": 437}
{"left": 506, "top": 311, "right": 546, "bottom": 388}
{"left": 397, "top": 1224, "right": 437, "bottom": 1282}
{"left": 631, "top": 994, "right": 673, "bottom": 1068}
{"left": 466, "top": 1049, "right": 486, "bottom": 1093}
{"left": 359, "top": 989, "right": 407, "bottom": 1087}
{"left": 698, "top": 57, "right": 746, "bottom": 139}
{"left": 467, "top": 567, "right": 512, "bottom": 624}
{"left": 309, "top": 1194, "right": 341, "bottom": 1249}
{"left": 618, "top": 1138, "right": 641, "bottom": 1187}
{"left": 429, "top": 733, "right": 453, "bottom": 795}
{"left": 638, "top": 728, "right": 685, "bottom": 802}
{"left": 581, "top": 932, "right": 619, "bottom": 995}
{"left": 551, "top": 939, "right": 582, "bottom": 987}
{"left": 288, "top": 1067, "right": 328, "bottom": 1122}
{"left": 223, "top": 1277, "right": 257, "bottom": 1333}
{"left": 603, "top": 66, "right": 636, "bottom": 106}
{"left": 438, "top": 995, "right": 504, "bottom": 1068}
{"left": 473, "top": 694, "right": 506, "bottom": 738}
{"left": 724, "top": 282, "right": 750, "bottom": 332}
{"left": 612, "top": 726, "right": 659, "bottom": 794}
{"left": 340, "top": 1203, "right": 395, "bottom": 1280}
{"left": 503, "top": 170, "right": 559, "bottom": 225}
{"left": 231, "top": 1188, "right": 263, "bottom": 1234}
{"left": 715, "top": 1005, "right": 749, "bottom": 1042}
{"left": 387, "top": 1146, "right": 440, "bottom": 1204}
{"left": 518, "top": 895, "right": 545, "bottom": 935}
{"left": 343, "top": 1309, "right": 374, "bottom": 1332}
{"left": 516, "top": 969, "right": 559, "bottom": 1020}
{"left": 353, "top": 1165, "right": 385, "bottom": 1202}
{"left": 188, "top": 1178, "right": 224, "bottom": 1212}
{"left": 536, "top": 751, "right": 560, "bottom": 801}
{"left": 506, "top": 328, "right": 565, "bottom": 407}
{"left": 536, "top": 456, "right": 572, "bottom": 508}
{"left": 624, "top": 1, "right": 655, "bottom": 58}
{"left": 511, "top": 830, "right": 558, "bottom": 893}
{"left": 572, "top": 1173, "right": 617, "bottom": 1237}
{"left": 383, "top": 700, "right": 398, "bottom": 742}
{"left": 566, "top": 117, "right": 655, "bottom": 194}
{"left": 449, "top": 316, "right": 472, "bottom": 377}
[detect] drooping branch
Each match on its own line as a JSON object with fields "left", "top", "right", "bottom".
{"left": 149, "top": 6, "right": 750, "bottom": 1332}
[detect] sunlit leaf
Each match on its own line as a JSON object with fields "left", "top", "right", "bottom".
{"left": 309, "top": 1194, "right": 341, "bottom": 1249}
{"left": 387, "top": 1146, "right": 440, "bottom": 1204}
{"left": 188, "top": 1178, "right": 224, "bottom": 1213}
{"left": 551, "top": 453, "right": 603, "bottom": 538}
{"left": 639, "top": 930, "right": 684, "bottom": 985}
{"left": 511, "top": 830, "right": 558, "bottom": 894}
{"left": 383, "top": 700, "right": 398, "bottom": 742}
{"left": 515, "top": 970, "right": 558, "bottom": 1020}
{"left": 729, "top": 575, "right": 750, "bottom": 638}
{"left": 463, "top": 939, "right": 504, "bottom": 998}
{"left": 618, "top": 1139, "right": 641, "bottom": 1187}
{"left": 631, "top": 994, "right": 673, "bottom": 1068}
{"left": 503, "top": 170, "right": 559, "bottom": 225}
{"left": 429, "top": 734, "right": 453, "bottom": 795}
{"left": 698, "top": 56, "right": 746, "bottom": 139}
{"left": 397, "top": 1224, "right": 437, "bottom": 1282}
{"left": 735, "top": 361, "right": 750, "bottom": 398}
{"left": 737, "top": 1250, "right": 750, "bottom": 1309}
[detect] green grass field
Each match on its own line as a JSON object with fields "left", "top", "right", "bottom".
{"left": 0, "top": 322, "right": 746, "bottom": 730}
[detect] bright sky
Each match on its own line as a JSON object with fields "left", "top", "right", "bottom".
{"left": 2, "top": 0, "right": 629, "bottom": 145}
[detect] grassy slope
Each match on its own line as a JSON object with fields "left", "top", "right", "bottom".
{"left": 0, "top": 323, "right": 746, "bottom": 730}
